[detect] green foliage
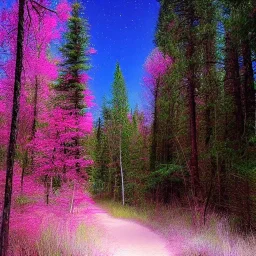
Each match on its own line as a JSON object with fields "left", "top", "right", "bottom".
{"left": 111, "top": 63, "right": 129, "bottom": 126}
{"left": 234, "top": 160, "right": 256, "bottom": 178}
{"left": 57, "top": 2, "right": 91, "bottom": 110}
{"left": 90, "top": 0, "right": 256, "bottom": 230}
{"left": 147, "top": 164, "right": 184, "bottom": 189}
{"left": 97, "top": 199, "right": 150, "bottom": 222}
{"left": 15, "top": 195, "right": 33, "bottom": 206}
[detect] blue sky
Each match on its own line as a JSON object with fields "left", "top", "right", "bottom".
{"left": 82, "top": 0, "right": 160, "bottom": 116}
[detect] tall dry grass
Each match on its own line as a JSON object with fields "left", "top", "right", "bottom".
{"left": 8, "top": 222, "right": 108, "bottom": 256}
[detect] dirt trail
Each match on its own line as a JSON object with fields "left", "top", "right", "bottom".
{"left": 82, "top": 201, "right": 172, "bottom": 256}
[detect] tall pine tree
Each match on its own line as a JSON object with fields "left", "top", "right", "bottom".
{"left": 55, "top": 2, "right": 91, "bottom": 174}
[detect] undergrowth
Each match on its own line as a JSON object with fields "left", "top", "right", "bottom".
{"left": 97, "top": 199, "right": 150, "bottom": 222}
{"left": 15, "top": 194, "right": 34, "bottom": 206}
{"left": 9, "top": 222, "right": 107, "bottom": 256}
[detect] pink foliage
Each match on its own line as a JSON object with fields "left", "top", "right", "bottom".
{"left": 0, "top": 170, "right": 96, "bottom": 242}
{"left": 81, "top": 112, "right": 94, "bottom": 133}
{"left": 128, "top": 113, "right": 133, "bottom": 123}
{"left": 142, "top": 48, "right": 173, "bottom": 119}
{"left": 80, "top": 73, "right": 91, "bottom": 84}
{"left": 143, "top": 48, "right": 172, "bottom": 96}
{"left": 31, "top": 100, "right": 94, "bottom": 180}
{"left": 0, "top": 3, "right": 95, "bottom": 240}
{"left": 0, "top": 0, "right": 95, "bottom": 180}
{"left": 56, "top": 0, "right": 72, "bottom": 22}
{"left": 144, "top": 48, "right": 173, "bottom": 79}
{"left": 84, "top": 89, "right": 95, "bottom": 108}
{"left": 87, "top": 47, "right": 97, "bottom": 55}
{"left": 0, "top": 0, "right": 69, "bottom": 149}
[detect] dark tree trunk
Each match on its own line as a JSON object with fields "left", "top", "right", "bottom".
{"left": 224, "top": 32, "right": 244, "bottom": 143}
{"left": 186, "top": 19, "right": 201, "bottom": 201}
{"left": 21, "top": 149, "right": 28, "bottom": 192}
{"left": 30, "top": 76, "right": 39, "bottom": 171}
{"left": 150, "top": 79, "right": 160, "bottom": 171}
{"left": 245, "top": 179, "right": 251, "bottom": 229}
{"left": 202, "top": 12, "right": 217, "bottom": 216}
{"left": 203, "top": 16, "right": 215, "bottom": 152}
{"left": 165, "top": 101, "right": 173, "bottom": 163}
{"left": 241, "top": 40, "right": 255, "bottom": 137}
{"left": 0, "top": 0, "right": 25, "bottom": 254}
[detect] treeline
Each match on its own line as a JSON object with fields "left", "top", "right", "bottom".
{"left": 90, "top": 0, "right": 256, "bottom": 230}
{"left": 89, "top": 64, "right": 150, "bottom": 205}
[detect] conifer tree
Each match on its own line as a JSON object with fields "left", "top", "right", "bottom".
{"left": 57, "top": 2, "right": 90, "bottom": 110}
{"left": 55, "top": 2, "right": 91, "bottom": 174}
{"left": 99, "top": 64, "right": 130, "bottom": 203}
{"left": 112, "top": 63, "right": 129, "bottom": 126}
{"left": 111, "top": 64, "right": 129, "bottom": 204}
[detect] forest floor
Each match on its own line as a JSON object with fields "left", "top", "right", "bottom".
{"left": 0, "top": 172, "right": 173, "bottom": 255}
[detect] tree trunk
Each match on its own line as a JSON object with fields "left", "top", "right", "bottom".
{"left": 245, "top": 179, "right": 251, "bottom": 229}
{"left": 70, "top": 182, "right": 76, "bottom": 213}
{"left": 0, "top": 0, "right": 25, "bottom": 254}
{"left": 202, "top": 9, "right": 217, "bottom": 211}
{"left": 45, "top": 175, "right": 50, "bottom": 205}
{"left": 50, "top": 176, "right": 53, "bottom": 195}
{"left": 224, "top": 32, "right": 244, "bottom": 144}
{"left": 119, "top": 128, "right": 125, "bottom": 205}
{"left": 241, "top": 40, "right": 255, "bottom": 137}
{"left": 187, "top": 23, "right": 201, "bottom": 202}
{"left": 30, "top": 76, "right": 39, "bottom": 171}
{"left": 150, "top": 79, "right": 160, "bottom": 171}
{"left": 21, "top": 149, "right": 28, "bottom": 193}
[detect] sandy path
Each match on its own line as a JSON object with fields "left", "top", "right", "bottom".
{"left": 82, "top": 202, "right": 171, "bottom": 256}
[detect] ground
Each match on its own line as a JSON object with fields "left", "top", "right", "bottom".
{"left": 81, "top": 200, "right": 171, "bottom": 256}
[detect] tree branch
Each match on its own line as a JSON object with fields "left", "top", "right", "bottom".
{"left": 30, "top": 0, "right": 57, "bottom": 14}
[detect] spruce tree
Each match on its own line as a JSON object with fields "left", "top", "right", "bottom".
{"left": 100, "top": 64, "right": 130, "bottom": 203}
{"left": 57, "top": 2, "right": 90, "bottom": 110}
{"left": 111, "top": 64, "right": 130, "bottom": 204}
{"left": 112, "top": 63, "right": 129, "bottom": 126}
{"left": 55, "top": 2, "right": 91, "bottom": 173}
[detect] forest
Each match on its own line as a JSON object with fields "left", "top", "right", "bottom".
{"left": 0, "top": 0, "right": 256, "bottom": 255}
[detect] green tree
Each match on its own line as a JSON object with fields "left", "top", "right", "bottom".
{"left": 55, "top": 2, "right": 91, "bottom": 173}
{"left": 57, "top": 2, "right": 90, "bottom": 111}
{"left": 109, "top": 64, "right": 130, "bottom": 204}
{"left": 112, "top": 63, "right": 129, "bottom": 125}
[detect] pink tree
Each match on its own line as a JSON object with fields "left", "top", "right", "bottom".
{"left": 30, "top": 3, "right": 95, "bottom": 207}
{"left": 143, "top": 48, "right": 172, "bottom": 171}
{"left": 0, "top": 0, "right": 71, "bottom": 173}
{"left": 0, "top": 1, "right": 73, "bottom": 228}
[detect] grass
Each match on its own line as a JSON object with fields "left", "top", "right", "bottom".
{"left": 96, "top": 199, "right": 150, "bottom": 222}
{"left": 9, "top": 222, "right": 107, "bottom": 256}
{"left": 97, "top": 199, "right": 256, "bottom": 256}
{"left": 15, "top": 194, "right": 34, "bottom": 206}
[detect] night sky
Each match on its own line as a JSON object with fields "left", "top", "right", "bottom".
{"left": 83, "top": 0, "right": 160, "bottom": 116}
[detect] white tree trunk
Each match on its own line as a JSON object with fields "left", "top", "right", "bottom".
{"left": 70, "top": 182, "right": 76, "bottom": 213}
{"left": 120, "top": 128, "right": 125, "bottom": 206}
